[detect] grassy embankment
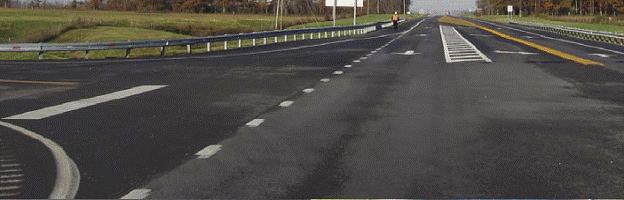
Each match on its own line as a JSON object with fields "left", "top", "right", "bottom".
{"left": 0, "top": 8, "right": 324, "bottom": 59}
{"left": 464, "top": 13, "right": 624, "bottom": 34}
{"left": 0, "top": 9, "right": 418, "bottom": 60}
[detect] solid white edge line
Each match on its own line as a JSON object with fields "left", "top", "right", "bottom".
{"left": 195, "top": 145, "right": 222, "bottom": 159}
{"left": 440, "top": 25, "right": 452, "bottom": 63}
{"left": 0, "top": 121, "right": 80, "bottom": 199}
{"left": 121, "top": 189, "right": 151, "bottom": 199}
{"left": 3, "top": 85, "right": 168, "bottom": 120}
{"left": 245, "top": 119, "right": 265, "bottom": 127}
{"left": 450, "top": 26, "right": 492, "bottom": 62}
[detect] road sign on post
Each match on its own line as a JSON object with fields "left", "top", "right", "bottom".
{"left": 326, "top": 0, "right": 363, "bottom": 26}
{"left": 507, "top": 5, "right": 513, "bottom": 21}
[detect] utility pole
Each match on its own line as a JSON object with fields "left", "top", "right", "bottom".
{"left": 354, "top": 0, "right": 357, "bottom": 25}
{"left": 333, "top": 0, "right": 337, "bottom": 26}
{"left": 377, "top": 0, "right": 379, "bottom": 13}
{"left": 275, "top": 0, "right": 280, "bottom": 29}
{"left": 403, "top": 0, "right": 406, "bottom": 14}
{"left": 367, "top": 0, "right": 369, "bottom": 15}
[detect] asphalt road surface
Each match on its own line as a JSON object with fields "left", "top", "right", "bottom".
{"left": 2, "top": 16, "right": 624, "bottom": 198}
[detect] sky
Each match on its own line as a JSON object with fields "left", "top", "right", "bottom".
{"left": 410, "top": 0, "right": 476, "bottom": 13}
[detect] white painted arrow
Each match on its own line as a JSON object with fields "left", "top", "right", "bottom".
{"left": 392, "top": 50, "right": 421, "bottom": 55}
{"left": 589, "top": 53, "right": 610, "bottom": 58}
{"left": 493, "top": 50, "right": 538, "bottom": 55}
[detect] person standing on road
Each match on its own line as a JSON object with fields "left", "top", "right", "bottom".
{"left": 392, "top": 11, "right": 399, "bottom": 30}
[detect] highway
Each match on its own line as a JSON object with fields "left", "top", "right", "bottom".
{"left": 1, "top": 16, "right": 624, "bottom": 198}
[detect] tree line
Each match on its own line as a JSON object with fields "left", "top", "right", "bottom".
{"left": 2, "top": 0, "right": 411, "bottom": 16}
{"left": 476, "top": 0, "right": 624, "bottom": 16}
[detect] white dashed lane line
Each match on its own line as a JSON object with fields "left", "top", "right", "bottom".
{"left": 344, "top": 65, "right": 352, "bottom": 68}
{"left": 302, "top": 88, "right": 315, "bottom": 93}
{"left": 320, "top": 78, "right": 330, "bottom": 82}
{"left": 333, "top": 71, "right": 344, "bottom": 75}
{"left": 245, "top": 119, "right": 265, "bottom": 127}
{"left": 360, "top": 57, "right": 367, "bottom": 59}
{"left": 279, "top": 101, "right": 294, "bottom": 107}
{"left": 353, "top": 60, "right": 360, "bottom": 63}
{"left": 121, "top": 189, "right": 151, "bottom": 199}
{"left": 195, "top": 145, "right": 222, "bottom": 159}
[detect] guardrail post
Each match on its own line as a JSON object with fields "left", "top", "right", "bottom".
{"left": 38, "top": 51, "right": 44, "bottom": 60}
{"left": 264, "top": 38, "right": 267, "bottom": 45}
{"left": 311, "top": 33, "right": 314, "bottom": 39}
{"left": 85, "top": 50, "right": 89, "bottom": 59}
{"left": 187, "top": 44, "right": 191, "bottom": 54}
{"left": 238, "top": 39, "right": 241, "bottom": 48}
{"left": 338, "top": 31, "right": 341, "bottom": 37}
{"left": 284, "top": 35, "right": 287, "bottom": 42}
{"left": 253, "top": 38, "right": 256, "bottom": 46}
{"left": 318, "top": 32, "right": 321, "bottom": 38}
{"left": 125, "top": 48, "right": 131, "bottom": 58}
{"left": 294, "top": 34, "right": 297, "bottom": 41}
{"left": 224, "top": 41, "right": 228, "bottom": 50}
{"left": 302, "top": 33, "right": 305, "bottom": 39}
{"left": 161, "top": 46, "right": 166, "bottom": 56}
{"left": 325, "top": 32, "right": 328, "bottom": 38}
{"left": 206, "top": 42, "right": 210, "bottom": 52}
{"left": 275, "top": 37, "right": 277, "bottom": 43}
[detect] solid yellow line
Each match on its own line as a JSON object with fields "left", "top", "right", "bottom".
{"left": 439, "top": 16, "right": 604, "bottom": 66}
{"left": 0, "top": 79, "right": 79, "bottom": 85}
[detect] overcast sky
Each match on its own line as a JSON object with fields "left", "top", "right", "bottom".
{"left": 410, "top": 0, "right": 476, "bottom": 12}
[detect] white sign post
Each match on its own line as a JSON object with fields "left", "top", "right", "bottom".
{"left": 507, "top": 5, "right": 513, "bottom": 21}
{"left": 326, "top": 0, "right": 364, "bottom": 27}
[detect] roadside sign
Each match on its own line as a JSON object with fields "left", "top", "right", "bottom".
{"left": 507, "top": 5, "right": 513, "bottom": 13}
{"left": 325, "top": 0, "right": 363, "bottom": 7}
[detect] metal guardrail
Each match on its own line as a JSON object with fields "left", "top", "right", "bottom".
{"left": 509, "top": 20, "right": 624, "bottom": 45}
{"left": 0, "top": 21, "right": 395, "bottom": 60}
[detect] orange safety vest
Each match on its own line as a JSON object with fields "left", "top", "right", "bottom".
{"left": 392, "top": 14, "right": 399, "bottom": 21}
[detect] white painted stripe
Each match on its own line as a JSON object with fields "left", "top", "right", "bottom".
{"left": 3, "top": 85, "right": 167, "bottom": 120}
{"left": 360, "top": 57, "right": 367, "bottom": 59}
{"left": 371, "top": 51, "right": 377, "bottom": 53}
{"left": 302, "top": 88, "right": 315, "bottom": 93}
{"left": 367, "top": 54, "right": 372, "bottom": 56}
{"left": 121, "top": 189, "right": 151, "bottom": 199}
{"left": 448, "top": 50, "right": 477, "bottom": 53}
{"left": 440, "top": 25, "right": 451, "bottom": 63}
{"left": 344, "top": 65, "right": 352, "bottom": 68}
{"left": 353, "top": 60, "right": 360, "bottom": 63}
{"left": 333, "top": 71, "right": 344, "bottom": 75}
{"left": 320, "top": 78, "right": 330, "bottom": 82}
{"left": 195, "top": 145, "right": 222, "bottom": 159}
{"left": 450, "top": 55, "right": 483, "bottom": 59}
{"left": 449, "top": 52, "right": 480, "bottom": 56}
{"left": 279, "top": 101, "right": 294, "bottom": 107}
{"left": 246, "top": 119, "right": 265, "bottom": 127}
{"left": 450, "top": 58, "right": 489, "bottom": 62}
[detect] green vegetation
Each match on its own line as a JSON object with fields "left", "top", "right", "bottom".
{"left": 1, "top": 8, "right": 415, "bottom": 60}
{"left": 0, "top": 8, "right": 322, "bottom": 44}
{"left": 467, "top": 14, "right": 624, "bottom": 34}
